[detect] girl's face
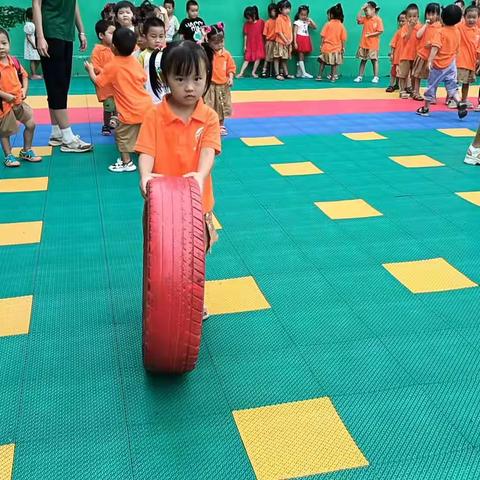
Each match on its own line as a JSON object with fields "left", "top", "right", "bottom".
{"left": 164, "top": 3, "right": 174, "bottom": 16}
{"left": 364, "top": 6, "right": 375, "bottom": 17}
{"left": 167, "top": 61, "right": 207, "bottom": 108}
{"left": 117, "top": 7, "right": 134, "bottom": 27}
{"left": 208, "top": 34, "right": 224, "bottom": 52}
{"left": 246, "top": 16, "right": 254, "bottom": 23}
{"left": 0, "top": 33, "right": 10, "bottom": 58}
{"left": 269, "top": 9, "right": 277, "bottom": 19}
{"left": 281, "top": 7, "right": 291, "bottom": 16}
{"left": 101, "top": 25, "right": 116, "bottom": 46}
{"left": 466, "top": 9, "right": 479, "bottom": 27}
{"left": 299, "top": 9, "right": 308, "bottom": 21}
{"left": 398, "top": 14, "right": 407, "bottom": 27}
{"left": 188, "top": 5, "right": 199, "bottom": 19}
{"left": 426, "top": 12, "right": 439, "bottom": 23}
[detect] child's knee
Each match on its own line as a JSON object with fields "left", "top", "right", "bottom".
{"left": 24, "top": 119, "right": 36, "bottom": 131}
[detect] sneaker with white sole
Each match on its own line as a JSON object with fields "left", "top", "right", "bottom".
{"left": 464, "top": 145, "right": 480, "bottom": 165}
{"left": 372, "top": 76, "right": 380, "bottom": 83}
{"left": 48, "top": 136, "right": 63, "bottom": 147}
{"left": 354, "top": 76, "right": 363, "bottom": 83}
{"left": 301, "top": 72, "right": 313, "bottom": 79}
{"left": 108, "top": 159, "right": 137, "bottom": 172}
{"left": 60, "top": 135, "right": 93, "bottom": 153}
{"left": 447, "top": 99, "right": 457, "bottom": 109}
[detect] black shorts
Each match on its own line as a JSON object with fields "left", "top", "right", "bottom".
{"left": 40, "top": 38, "right": 73, "bottom": 110}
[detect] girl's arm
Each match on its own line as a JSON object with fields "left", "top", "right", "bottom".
{"left": 75, "top": 2, "right": 87, "bottom": 52}
{"left": 27, "top": 34, "right": 36, "bottom": 49}
{"left": 0, "top": 90, "right": 15, "bottom": 102}
{"left": 32, "top": 0, "right": 49, "bottom": 57}
{"left": 139, "top": 153, "right": 160, "bottom": 198}
{"left": 293, "top": 24, "right": 298, "bottom": 49}
{"left": 309, "top": 18, "right": 317, "bottom": 30}
{"left": 357, "top": 4, "right": 367, "bottom": 23}
{"left": 21, "top": 72, "right": 29, "bottom": 99}
{"left": 417, "top": 22, "right": 428, "bottom": 39}
{"left": 183, "top": 147, "right": 215, "bottom": 195}
{"left": 279, "top": 32, "right": 289, "bottom": 44}
{"left": 366, "top": 31, "right": 382, "bottom": 38}
{"left": 243, "top": 34, "right": 247, "bottom": 52}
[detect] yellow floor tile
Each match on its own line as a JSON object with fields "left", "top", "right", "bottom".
{"left": 233, "top": 398, "right": 369, "bottom": 480}
{"left": 205, "top": 276, "right": 270, "bottom": 315}
{"left": 12, "top": 146, "right": 52, "bottom": 157}
{"left": 0, "top": 177, "right": 48, "bottom": 193}
{"left": 456, "top": 191, "right": 480, "bottom": 206}
{"left": 315, "top": 199, "right": 382, "bottom": 220}
{"left": 271, "top": 161, "right": 323, "bottom": 176}
{"left": 240, "top": 137, "right": 284, "bottom": 147}
{"left": 342, "top": 132, "right": 387, "bottom": 141}
{"left": 437, "top": 128, "right": 475, "bottom": 137}
{"left": 389, "top": 155, "right": 444, "bottom": 168}
{"left": 383, "top": 258, "right": 478, "bottom": 294}
{"left": 0, "top": 296, "right": 33, "bottom": 337}
{"left": 0, "top": 444, "right": 15, "bottom": 480}
{"left": 0, "top": 221, "right": 43, "bottom": 246}
{"left": 212, "top": 213, "right": 222, "bottom": 230}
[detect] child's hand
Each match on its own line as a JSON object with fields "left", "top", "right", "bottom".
{"left": 140, "top": 173, "right": 164, "bottom": 199}
{"left": 21, "top": 88, "right": 27, "bottom": 100}
{"left": 427, "top": 60, "right": 433, "bottom": 71}
{"left": 183, "top": 172, "right": 205, "bottom": 195}
{"left": 228, "top": 77, "right": 234, "bottom": 87}
{"left": 4, "top": 93, "right": 15, "bottom": 104}
{"left": 84, "top": 61, "right": 94, "bottom": 74}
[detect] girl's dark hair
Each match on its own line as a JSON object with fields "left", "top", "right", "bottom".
{"left": 425, "top": 2, "right": 441, "bottom": 17}
{"left": 328, "top": 3, "right": 344, "bottom": 22}
{"left": 267, "top": 2, "right": 278, "bottom": 17}
{"left": 366, "top": 1, "right": 380, "bottom": 12}
{"left": 25, "top": 7, "right": 33, "bottom": 20}
{"left": 205, "top": 22, "right": 225, "bottom": 41}
{"left": 244, "top": 6, "right": 259, "bottom": 20}
{"left": 294, "top": 4, "right": 309, "bottom": 21}
{"left": 277, "top": 0, "right": 292, "bottom": 11}
{"left": 0, "top": 28, "right": 10, "bottom": 42}
{"left": 149, "top": 40, "right": 212, "bottom": 98}
{"left": 101, "top": 3, "right": 116, "bottom": 20}
{"left": 114, "top": 1, "right": 135, "bottom": 15}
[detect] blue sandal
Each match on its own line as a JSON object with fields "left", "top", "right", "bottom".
{"left": 4, "top": 154, "right": 20, "bottom": 167}
{"left": 19, "top": 149, "right": 42, "bottom": 162}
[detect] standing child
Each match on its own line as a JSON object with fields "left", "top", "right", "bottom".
{"left": 178, "top": 0, "right": 206, "bottom": 42}
{"left": 204, "top": 23, "right": 236, "bottom": 136}
{"left": 164, "top": 0, "right": 180, "bottom": 42}
{"left": 23, "top": 8, "right": 42, "bottom": 80}
{"left": 261, "top": 3, "right": 278, "bottom": 78}
{"left": 237, "top": 6, "right": 265, "bottom": 78}
{"left": 114, "top": 1, "right": 136, "bottom": 31}
{"left": 85, "top": 28, "right": 154, "bottom": 172}
{"left": 317, "top": 3, "right": 347, "bottom": 82}
{"left": 416, "top": 5, "right": 467, "bottom": 118}
{"left": 293, "top": 5, "right": 317, "bottom": 78}
{"left": 0, "top": 29, "right": 42, "bottom": 167}
{"left": 386, "top": 11, "right": 407, "bottom": 92}
{"left": 354, "top": 1, "right": 384, "bottom": 83}
{"left": 274, "top": 0, "right": 294, "bottom": 80}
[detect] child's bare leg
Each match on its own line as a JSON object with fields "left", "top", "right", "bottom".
{"left": 399, "top": 77, "right": 407, "bottom": 93}
{"left": 372, "top": 59, "right": 379, "bottom": 77}
{"left": 30, "top": 60, "right": 36, "bottom": 76}
{"left": 103, "top": 109, "right": 112, "bottom": 128}
{"left": 1, "top": 137, "right": 11, "bottom": 156}
{"left": 282, "top": 59, "right": 290, "bottom": 76}
{"left": 331, "top": 64, "right": 338, "bottom": 81}
{"left": 358, "top": 60, "right": 367, "bottom": 77}
{"left": 236, "top": 61, "right": 249, "bottom": 78}
{"left": 22, "top": 119, "right": 35, "bottom": 150}
{"left": 462, "top": 83, "right": 470, "bottom": 102}
{"left": 252, "top": 60, "right": 260, "bottom": 77}
{"left": 413, "top": 77, "right": 421, "bottom": 97}
{"left": 121, "top": 152, "right": 131, "bottom": 165}
{"left": 274, "top": 59, "right": 282, "bottom": 78}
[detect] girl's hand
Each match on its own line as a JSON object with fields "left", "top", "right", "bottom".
{"left": 36, "top": 37, "right": 49, "bottom": 57}
{"left": 4, "top": 93, "right": 15, "bottom": 104}
{"left": 140, "top": 173, "right": 164, "bottom": 199}
{"left": 84, "top": 61, "right": 94, "bottom": 74}
{"left": 228, "top": 77, "right": 234, "bottom": 87}
{"left": 183, "top": 172, "right": 205, "bottom": 195}
{"left": 293, "top": 42, "right": 297, "bottom": 50}
{"left": 21, "top": 88, "right": 27, "bottom": 100}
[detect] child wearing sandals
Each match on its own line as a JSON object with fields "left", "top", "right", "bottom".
{"left": 317, "top": 3, "right": 347, "bottom": 82}
{"left": 261, "top": 3, "right": 278, "bottom": 78}
{"left": 0, "top": 28, "right": 42, "bottom": 168}
{"left": 416, "top": 4, "right": 468, "bottom": 119}
{"left": 237, "top": 6, "right": 265, "bottom": 78}
{"left": 386, "top": 11, "right": 407, "bottom": 92}
{"left": 274, "top": 0, "right": 294, "bottom": 80}
{"left": 204, "top": 23, "right": 236, "bottom": 136}
{"left": 354, "top": 1, "right": 383, "bottom": 84}
{"left": 293, "top": 5, "right": 317, "bottom": 78}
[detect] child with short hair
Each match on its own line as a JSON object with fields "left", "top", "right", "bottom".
{"left": 204, "top": 23, "right": 236, "bottom": 136}
{"left": 354, "top": 1, "right": 383, "bottom": 83}
{"left": 261, "top": 3, "right": 278, "bottom": 78}
{"left": 178, "top": 0, "right": 206, "bottom": 42}
{"left": 237, "top": 6, "right": 265, "bottom": 78}
{"left": 293, "top": 5, "right": 317, "bottom": 78}
{"left": 274, "top": 0, "right": 294, "bottom": 80}
{"left": 114, "top": 1, "right": 136, "bottom": 31}
{"left": 91, "top": 20, "right": 116, "bottom": 136}
{"left": 164, "top": 0, "right": 180, "bottom": 42}
{"left": 317, "top": 3, "right": 347, "bottom": 82}
{"left": 386, "top": 10, "right": 407, "bottom": 92}
{"left": 0, "top": 28, "right": 42, "bottom": 167}
{"left": 85, "top": 28, "right": 154, "bottom": 172}
{"left": 24, "top": 8, "right": 42, "bottom": 80}
{"left": 416, "top": 5, "right": 468, "bottom": 118}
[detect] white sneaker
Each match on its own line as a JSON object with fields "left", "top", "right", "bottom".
{"left": 108, "top": 159, "right": 137, "bottom": 172}
{"left": 466, "top": 100, "right": 474, "bottom": 109}
{"left": 48, "top": 136, "right": 63, "bottom": 147}
{"left": 60, "top": 135, "right": 93, "bottom": 153}
{"left": 372, "top": 76, "right": 380, "bottom": 84}
{"left": 301, "top": 72, "right": 313, "bottom": 79}
{"left": 354, "top": 76, "right": 363, "bottom": 83}
{"left": 447, "top": 99, "right": 458, "bottom": 109}
{"left": 464, "top": 145, "right": 480, "bottom": 165}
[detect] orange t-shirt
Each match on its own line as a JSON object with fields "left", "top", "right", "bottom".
{"left": 95, "top": 55, "right": 153, "bottom": 124}
{"left": 431, "top": 25, "right": 460, "bottom": 69}
{"left": 211, "top": 49, "right": 236, "bottom": 85}
{"left": 264, "top": 18, "right": 276, "bottom": 41}
{"left": 275, "top": 14, "right": 292, "bottom": 45}
{"left": 417, "top": 21, "right": 442, "bottom": 60}
{"left": 0, "top": 56, "right": 28, "bottom": 118}
{"left": 457, "top": 22, "right": 480, "bottom": 71}
{"left": 91, "top": 44, "right": 115, "bottom": 101}
{"left": 320, "top": 19, "right": 347, "bottom": 54}
{"left": 135, "top": 97, "right": 221, "bottom": 213}
{"left": 400, "top": 23, "right": 422, "bottom": 61}
{"left": 390, "top": 29, "right": 403, "bottom": 65}
{"left": 358, "top": 15, "right": 384, "bottom": 50}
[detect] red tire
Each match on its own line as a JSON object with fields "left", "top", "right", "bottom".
{"left": 142, "top": 176, "right": 205, "bottom": 374}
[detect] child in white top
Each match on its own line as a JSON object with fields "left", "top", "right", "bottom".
{"left": 164, "top": 0, "right": 180, "bottom": 42}
{"left": 293, "top": 5, "right": 317, "bottom": 78}
{"left": 24, "top": 8, "right": 42, "bottom": 80}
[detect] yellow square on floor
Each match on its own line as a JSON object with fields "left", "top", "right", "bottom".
{"left": 0, "top": 221, "right": 43, "bottom": 246}
{"left": 437, "top": 128, "right": 475, "bottom": 137}
{"left": 343, "top": 132, "right": 386, "bottom": 141}
{"left": 0, "top": 444, "right": 15, "bottom": 480}
{"left": 0, "top": 296, "right": 33, "bottom": 337}
{"left": 12, "top": 146, "right": 52, "bottom": 157}
{"left": 383, "top": 258, "right": 478, "bottom": 294}
{"left": 315, "top": 199, "right": 382, "bottom": 220}
{"left": 389, "top": 155, "right": 444, "bottom": 168}
{"left": 212, "top": 213, "right": 222, "bottom": 230}
{"left": 205, "top": 276, "right": 270, "bottom": 315}
{"left": 241, "top": 137, "right": 284, "bottom": 147}
{"left": 0, "top": 177, "right": 48, "bottom": 193}
{"left": 271, "top": 161, "right": 324, "bottom": 176}
{"left": 233, "top": 398, "right": 369, "bottom": 480}
{"left": 456, "top": 191, "right": 480, "bottom": 207}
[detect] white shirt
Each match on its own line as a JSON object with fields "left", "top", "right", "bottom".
{"left": 294, "top": 19, "right": 310, "bottom": 37}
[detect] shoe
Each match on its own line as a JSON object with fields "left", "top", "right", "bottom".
{"left": 48, "top": 136, "right": 63, "bottom": 147}
{"left": 109, "top": 115, "right": 119, "bottom": 129}
{"left": 458, "top": 102, "right": 468, "bottom": 119}
{"left": 30, "top": 74, "right": 43, "bottom": 80}
{"left": 301, "top": 72, "right": 313, "bottom": 79}
{"left": 372, "top": 76, "right": 380, "bottom": 84}
{"left": 101, "top": 125, "right": 112, "bottom": 136}
{"left": 386, "top": 85, "right": 395, "bottom": 92}
{"left": 447, "top": 99, "right": 458, "bottom": 109}
{"left": 400, "top": 91, "right": 410, "bottom": 99}
{"left": 4, "top": 153, "right": 20, "bottom": 167}
{"left": 19, "top": 149, "right": 42, "bottom": 162}
{"left": 354, "top": 76, "right": 363, "bottom": 83}
{"left": 220, "top": 126, "right": 228, "bottom": 136}
{"left": 465, "top": 100, "right": 474, "bottom": 109}
{"left": 108, "top": 159, "right": 137, "bottom": 172}
{"left": 474, "top": 104, "right": 480, "bottom": 112}
{"left": 416, "top": 107, "right": 430, "bottom": 117}
{"left": 464, "top": 145, "right": 480, "bottom": 165}
{"left": 60, "top": 135, "right": 93, "bottom": 153}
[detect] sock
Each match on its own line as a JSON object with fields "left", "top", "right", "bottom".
{"left": 298, "top": 61, "right": 306, "bottom": 75}
{"left": 61, "top": 127, "right": 75, "bottom": 144}
{"left": 51, "top": 125, "right": 61, "bottom": 138}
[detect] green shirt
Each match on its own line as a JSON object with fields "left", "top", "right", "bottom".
{"left": 41, "top": 0, "right": 77, "bottom": 42}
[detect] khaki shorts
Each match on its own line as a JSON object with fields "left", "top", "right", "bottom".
{"left": 356, "top": 47, "right": 378, "bottom": 61}
{"left": 0, "top": 102, "right": 33, "bottom": 137}
{"left": 318, "top": 51, "right": 344, "bottom": 66}
{"left": 274, "top": 42, "right": 291, "bottom": 60}
{"left": 115, "top": 122, "right": 141, "bottom": 153}
{"left": 411, "top": 56, "right": 429, "bottom": 80}
{"left": 397, "top": 60, "right": 413, "bottom": 79}
{"left": 457, "top": 67, "right": 476, "bottom": 84}
{"left": 265, "top": 40, "right": 276, "bottom": 62}
{"left": 204, "top": 84, "right": 232, "bottom": 123}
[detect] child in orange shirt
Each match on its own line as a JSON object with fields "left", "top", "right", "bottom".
{"left": 416, "top": 5, "right": 467, "bottom": 118}
{"left": 386, "top": 10, "right": 407, "bottom": 92}
{"left": 91, "top": 20, "right": 116, "bottom": 136}
{"left": 85, "top": 28, "right": 154, "bottom": 172}
{"left": 355, "top": 2, "right": 384, "bottom": 83}
{"left": 317, "top": 4, "right": 347, "bottom": 82}
{"left": 261, "top": 3, "right": 278, "bottom": 78}
{"left": 204, "top": 23, "right": 236, "bottom": 136}
{"left": 274, "top": 0, "right": 294, "bottom": 80}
